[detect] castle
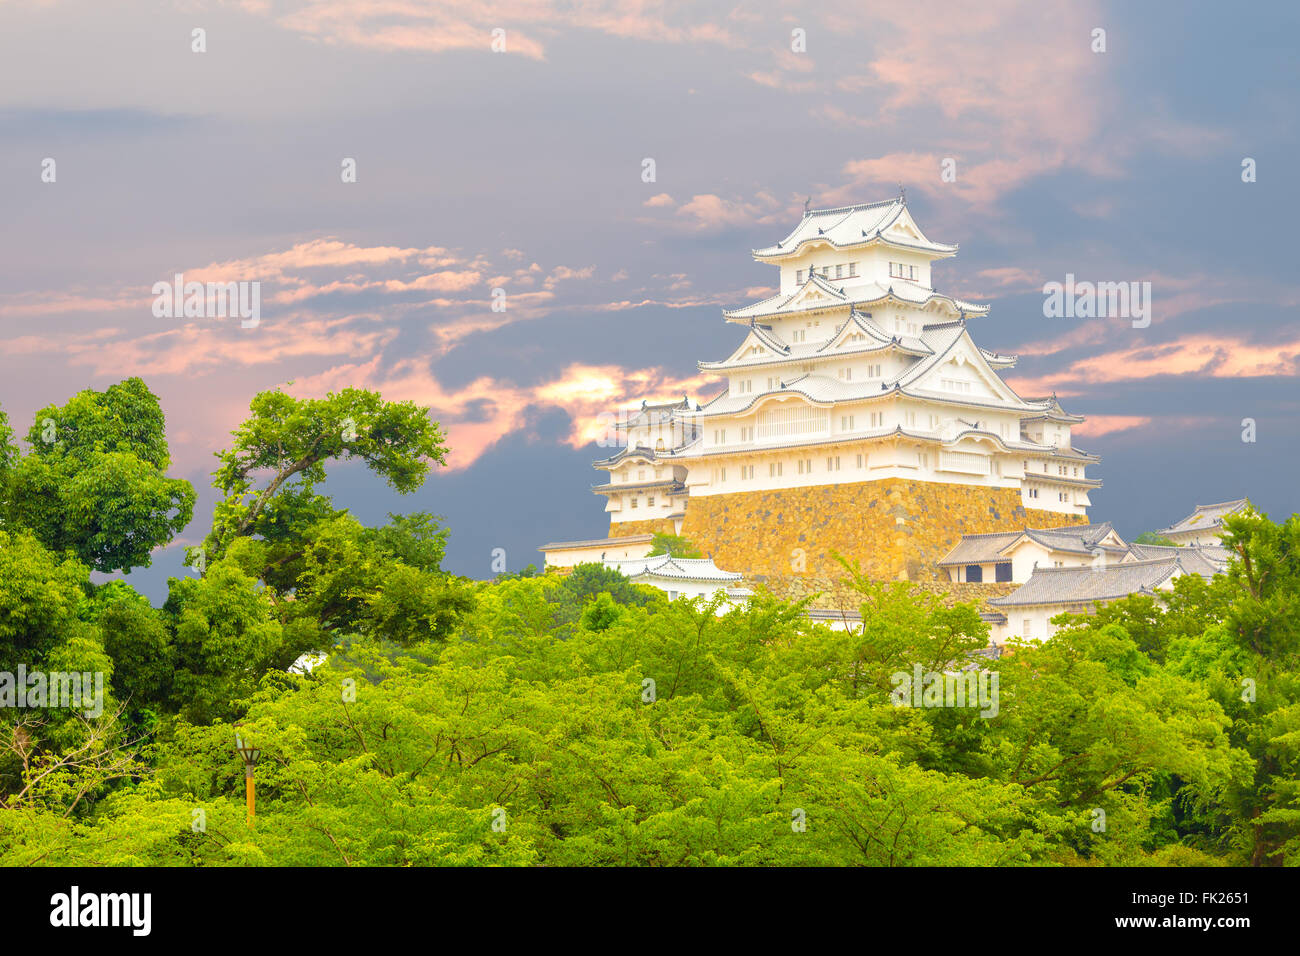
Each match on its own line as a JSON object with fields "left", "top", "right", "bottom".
{"left": 542, "top": 197, "right": 1100, "bottom": 581}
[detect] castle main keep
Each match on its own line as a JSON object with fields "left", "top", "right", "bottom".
{"left": 548, "top": 197, "right": 1097, "bottom": 581}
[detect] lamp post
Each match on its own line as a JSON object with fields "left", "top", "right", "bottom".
{"left": 234, "top": 729, "right": 261, "bottom": 825}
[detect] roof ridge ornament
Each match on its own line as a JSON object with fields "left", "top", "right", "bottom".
{"left": 803, "top": 196, "right": 811, "bottom": 214}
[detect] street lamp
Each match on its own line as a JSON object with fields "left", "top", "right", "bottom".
{"left": 234, "top": 728, "right": 261, "bottom": 825}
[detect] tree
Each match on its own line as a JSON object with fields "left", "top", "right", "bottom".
{"left": 0, "top": 529, "right": 92, "bottom": 667}
{"left": 1, "top": 379, "right": 194, "bottom": 573}
{"left": 204, "top": 387, "right": 448, "bottom": 563}
{"left": 1134, "top": 531, "right": 1179, "bottom": 546}
{"left": 647, "top": 533, "right": 702, "bottom": 558}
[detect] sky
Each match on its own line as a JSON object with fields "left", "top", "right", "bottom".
{"left": 1, "top": 0, "right": 1298, "bottom": 600}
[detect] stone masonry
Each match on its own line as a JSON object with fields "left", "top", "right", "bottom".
{"left": 608, "top": 478, "right": 1085, "bottom": 582}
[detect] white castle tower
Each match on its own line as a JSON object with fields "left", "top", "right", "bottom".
{"left": 552, "top": 197, "right": 1101, "bottom": 581}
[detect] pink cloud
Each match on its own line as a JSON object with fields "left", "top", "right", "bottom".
{"left": 1070, "top": 415, "right": 1152, "bottom": 438}
{"left": 284, "top": 358, "right": 718, "bottom": 471}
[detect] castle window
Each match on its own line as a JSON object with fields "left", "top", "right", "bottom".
{"left": 965, "top": 564, "right": 983, "bottom": 583}
{"left": 827, "top": 456, "right": 840, "bottom": 471}
{"left": 647, "top": 496, "right": 655, "bottom": 507}
{"left": 796, "top": 270, "right": 804, "bottom": 284}
{"left": 757, "top": 405, "right": 828, "bottom": 440}
{"left": 995, "top": 562, "right": 1012, "bottom": 583}
{"left": 630, "top": 497, "right": 638, "bottom": 509}
{"left": 856, "top": 454, "right": 865, "bottom": 468}
{"left": 835, "top": 264, "right": 843, "bottom": 279}
{"left": 849, "top": 262, "right": 858, "bottom": 277}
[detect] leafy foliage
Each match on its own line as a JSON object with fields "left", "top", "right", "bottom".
{"left": 0, "top": 379, "right": 195, "bottom": 572}
{"left": 647, "top": 533, "right": 702, "bottom": 558}
{"left": 1133, "top": 531, "right": 1179, "bottom": 546}
{"left": 3, "top": 381, "right": 1300, "bottom": 867}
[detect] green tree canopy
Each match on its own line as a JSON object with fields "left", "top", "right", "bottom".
{"left": 1, "top": 378, "right": 194, "bottom": 572}
{"left": 647, "top": 532, "right": 702, "bottom": 558}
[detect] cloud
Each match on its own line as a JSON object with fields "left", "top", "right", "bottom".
{"left": 263, "top": 0, "right": 750, "bottom": 62}
{"left": 668, "top": 191, "right": 788, "bottom": 233}
{"left": 1070, "top": 415, "right": 1152, "bottom": 438}
{"left": 286, "top": 358, "right": 717, "bottom": 471}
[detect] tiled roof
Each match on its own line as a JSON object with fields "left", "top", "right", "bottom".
{"left": 722, "top": 275, "right": 986, "bottom": 321}
{"left": 1126, "top": 543, "right": 1227, "bottom": 575}
{"left": 1158, "top": 498, "right": 1249, "bottom": 536}
{"left": 699, "top": 311, "right": 932, "bottom": 372}
{"left": 538, "top": 533, "right": 654, "bottom": 551}
{"left": 1199, "top": 544, "right": 1233, "bottom": 565}
{"left": 689, "top": 322, "right": 1044, "bottom": 421}
{"left": 591, "top": 444, "right": 662, "bottom": 466}
{"left": 752, "top": 199, "right": 958, "bottom": 259}
{"left": 614, "top": 398, "right": 693, "bottom": 429}
{"left": 592, "top": 432, "right": 702, "bottom": 467}
{"left": 989, "top": 558, "right": 1185, "bottom": 608}
{"left": 591, "top": 479, "right": 685, "bottom": 495}
{"left": 935, "top": 531, "right": 1023, "bottom": 566}
{"left": 1021, "top": 395, "right": 1086, "bottom": 424}
{"left": 937, "top": 523, "right": 1117, "bottom": 566}
{"left": 671, "top": 423, "right": 1062, "bottom": 462}
{"left": 607, "top": 554, "right": 744, "bottom": 584}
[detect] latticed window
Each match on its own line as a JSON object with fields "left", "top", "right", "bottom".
{"left": 757, "top": 405, "right": 828, "bottom": 440}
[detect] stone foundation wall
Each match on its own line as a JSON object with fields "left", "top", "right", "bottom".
{"left": 608, "top": 517, "right": 678, "bottom": 537}
{"left": 674, "top": 478, "right": 1084, "bottom": 581}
